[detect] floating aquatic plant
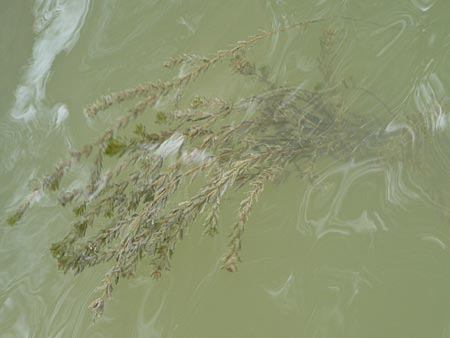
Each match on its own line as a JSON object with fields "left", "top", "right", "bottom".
{"left": 7, "top": 17, "right": 427, "bottom": 318}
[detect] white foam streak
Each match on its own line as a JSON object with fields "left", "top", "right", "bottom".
{"left": 384, "top": 162, "right": 420, "bottom": 209}
{"left": 180, "top": 148, "right": 209, "bottom": 164}
{"left": 10, "top": 0, "right": 90, "bottom": 122}
{"left": 410, "top": 0, "right": 435, "bottom": 12}
{"left": 414, "top": 72, "right": 449, "bottom": 132}
{"left": 420, "top": 234, "right": 447, "bottom": 250}
{"left": 265, "top": 273, "right": 295, "bottom": 299}
{"left": 372, "top": 17, "right": 409, "bottom": 57}
{"left": 154, "top": 133, "right": 184, "bottom": 157}
{"left": 54, "top": 103, "right": 69, "bottom": 127}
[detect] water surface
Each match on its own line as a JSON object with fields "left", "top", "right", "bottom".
{"left": 2, "top": 1, "right": 450, "bottom": 337}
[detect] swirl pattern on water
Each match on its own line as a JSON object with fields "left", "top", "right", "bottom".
{"left": 9, "top": 0, "right": 90, "bottom": 122}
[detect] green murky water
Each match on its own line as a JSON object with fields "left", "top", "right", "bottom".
{"left": 2, "top": 1, "right": 450, "bottom": 337}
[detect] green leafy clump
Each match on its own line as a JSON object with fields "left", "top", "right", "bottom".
{"left": 104, "top": 139, "right": 128, "bottom": 157}
{"left": 6, "top": 209, "right": 25, "bottom": 226}
{"left": 7, "top": 18, "right": 427, "bottom": 318}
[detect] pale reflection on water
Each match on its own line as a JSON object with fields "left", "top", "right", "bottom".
{"left": 1, "top": 0, "right": 450, "bottom": 337}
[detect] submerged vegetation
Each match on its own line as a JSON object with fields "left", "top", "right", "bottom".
{"left": 7, "top": 17, "right": 427, "bottom": 317}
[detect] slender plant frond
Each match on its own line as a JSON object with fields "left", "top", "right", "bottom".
{"left": 7, "top": 18, "right": 427, "bottom": 318}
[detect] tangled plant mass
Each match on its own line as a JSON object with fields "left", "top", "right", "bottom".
{"left": 7, "top": 18, "right": 427, "bottom": 317}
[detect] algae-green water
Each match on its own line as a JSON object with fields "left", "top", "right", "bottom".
{"left": 1, "top": 1, "right": 450, "bottom": 337}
